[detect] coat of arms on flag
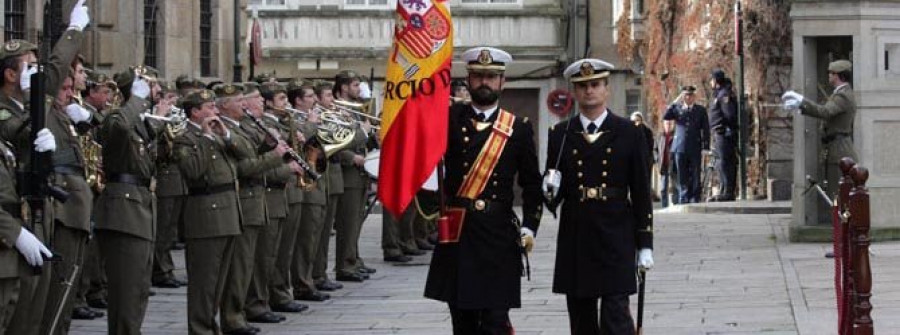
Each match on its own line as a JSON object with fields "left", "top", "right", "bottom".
{"left": 395, "top": 0, "right": 451, "bottom": 60}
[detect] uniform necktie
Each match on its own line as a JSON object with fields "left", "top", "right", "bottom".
{"left": 587, "top": 123, "right": 598, "bottom": 134}
{"left": 474, "top": 112, "right": 486, "bottom": 122}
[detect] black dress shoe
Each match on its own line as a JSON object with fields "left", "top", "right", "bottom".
{"left": 357, "top": 271, "right": 370, "bottom": 280}
{"left": 273, "top": 312, "right": 287, "bottom": 321}
{"left": 825, "top": 251, "right": 835, "bottom": 258}
{"left": 416, "top": 241, "right": 435, "bottom": 250}
{"left": 176, "top": 277, "right": 188, "bottom": 286}
{"left": 249, "top": 325, "right": 260, "bottom": 333}
{"left": 402, "top": 249, "right": 426, "bottom": 256}
{"left": 71, "top": 306, "right": 98, "bottom": 320}
{"left": 172, "top": 242, "right": 186, "bottom": 250}
{"left": 384, "top": 254, "right": 413, "bottom": 263}
{"left": 152, "top": 278, "right": 181, "bottom": 288}
{"left": 271, "top": 301, "right": 309, "bottom": 313}
{"left": 335, "top": 273, "right": 365, "bottom": 282}
{"left": 296, "top": 291, "right": 331, "bottom": 302}
{"left": 87, "top": 298, "right": 108, "bottom": 309}
{"left": 149, "top": 290, "right": 156, "bottom": 296}
{"left": 359, "top": 265, "right": 376, "bottom": 274}
{"left": 224, "top": 326, "right": 257, "bottom": 335}
{"left": 316, "top": 279, "right": 343, "bottom": 291}
{"left": 247, "top": 312, "right": 282, "bottom": 323}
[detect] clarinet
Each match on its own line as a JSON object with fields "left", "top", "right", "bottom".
{"left": 242, "top": 109, "right": 321, "bottom": 181}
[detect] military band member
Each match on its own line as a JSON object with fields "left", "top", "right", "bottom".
{"left": 312, "top": 81, "right": 344, "bottom": 292}
{"left": 286, "top": 80, "right": 332, "bottom": 302}
{"left": 94, "top": 66, "right": 168, "bottom": 334}
{"left": 663, "top": 85, "right": 710, "bottom": 204}
{"left": 782, "top": 59, "right": 857, "bottom": 199}
{"left": 152, "top": 81, "right": 188, "bottom": 289}
{"left": 2, "top": 3, "right": 89, "bottom": 333}
{"left": 543, "top": 59, "right": 654, "bottom": 335}
{"left": 40, "top": 73, "right": 95, "bottom": 334}
{"left": 424, "top": 47, "right": 543, "bottom": 334}
{"left": 332, "top": 70, "right": 374, "bottom": 282}
{"left": 243, "top": 82, "right": 294, "bottom": 323}
{"left": 214, "top": 83, "right": 291, "bottom": 334}
{"left": 173, "top": 89, "right": 242, "bottom": 334}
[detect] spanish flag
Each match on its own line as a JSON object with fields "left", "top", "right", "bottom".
{"left": 378, "top": 0, "right": 453, "bottom": 218}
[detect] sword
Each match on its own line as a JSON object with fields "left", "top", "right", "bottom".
{"left": 49, "top": 264, "right": 81, "bottom": 334}
{"left": 636, "top": 268, "right": 646, "bottom": 335}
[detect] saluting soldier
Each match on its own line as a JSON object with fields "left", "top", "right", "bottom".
{"left": 173, "top": 89, "right": 242, "bottom": 334}
{"left": 93, "top": 66, "right": 169, "bottom": 334}
{"left": 424, "top": 47, "right": 543, "bottom": 334}
{"left": 663, "top": 85, "right": 710, "bottom": 204}
{"left": 782, "top": 59, "right": 857, "bottom": 198}
{"left": 243, "top": 82, "right": 296, "bottom": 323}
{"left": 311, "top": 81, "right": 344, "bottom": 292}
{"left": 543, "top": 59, "right": 654, "bottom": 335}
{"left": 213, "top": 83, "right": 291, "bottom": 334}
{"left": 3, "top": 3, "right": 89, "bottom": 334}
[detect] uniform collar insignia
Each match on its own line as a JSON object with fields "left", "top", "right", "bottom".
{"left": 582, "top": 131, "right": 603, "bottom": 144}
{"left": 580, "top": 62, "right": 594, "bottom": 77}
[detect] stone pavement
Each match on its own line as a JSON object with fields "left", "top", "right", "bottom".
{"left": 70, "top": 204, "right": 900, "bottom": 334}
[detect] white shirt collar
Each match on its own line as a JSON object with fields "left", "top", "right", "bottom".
{"left": 579, "top": 109, "right": 609, "bottom": 132}
{"left": 472, "top": 105, "right": 498, "bottom": 121}
{"left": 220, "top": 115, "right": 240, "bottom": 127}
{"left": 834, "top": 83, "right": 849, "bottom": 94}
{"left": 188, "top": 120, "right": 202, "bottom": 130}
{"left": 10, "top": 98, "right": 23, "bottom": 111}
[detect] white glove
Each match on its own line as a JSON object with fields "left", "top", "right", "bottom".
{"left": 15, "top": 227, "right": 52, "bottom": 267}
{"left": 68, "top": 0, "right": 90, "bottom": 31}
{"left": 637, "top": 248, "right": 654, "bottom": 270}
{"left": 19, "top": 63, "right": 37, "bottom": 92}
{"left": 65, "top": 103, "right": 91, "bottom": 123}
{"left": 131, "top": 77, "right": 150, "bottom": 99}
{"left": 781, "top": 90, "right": 805, "bottom": 111}
{"left": 542, "top": 169, "right": 562, "bottom": 200}
{"left": 359, "top": 82, "right": 372, "bottom": 99}
{"left": 784, "top": 98, "right": 801, "bottom": 111}
{"left": 34, "top": 128, "right": 56, "bottom": 152}
{"left": 520, "top": 227, "right": 535, "bottom": 254}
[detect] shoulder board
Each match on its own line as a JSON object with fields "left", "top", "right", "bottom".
{"left": 0, "top": 109, "right": 12, "bottom": 121}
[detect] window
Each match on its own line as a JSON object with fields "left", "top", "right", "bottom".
{"left": 344, "top": 0, "right": 391, "bottom": 9}
{"left": 249, "top": 0, "right": 286, "bottom": 5}
{"left": 143, "top": 0, "right": 160, "bottom": 68}
{"left": 460, "top": 0, "right": 519, "bottom": 4}
{"left": 4, "top": 0, "right": 26, "bottom": 41}
{"left": 200, "top": 0, "right": 213, "bottom": 76}
{"left": 625, "top": 89, "right": 642, "bottom": 115}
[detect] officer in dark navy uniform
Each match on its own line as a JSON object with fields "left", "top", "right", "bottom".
{"left": 543, "top": 58, "right": 654, "bottom": 335}
{"left": 708, "top": 70, "right": 738, "bottom": 201}
{"left": 663, "top": 86, "right": 710, "bottom": 203}
{"left": 424, "top": 47, "right": 543, "bottom": 335}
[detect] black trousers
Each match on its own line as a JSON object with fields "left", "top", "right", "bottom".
{"left": 714, "top": 133, "right": 737, "bottom": 199}
{"left": 449, "top": 305, "right": 513, "bottom": 335}
{"left": 565, "top": 294, "right": 634, "bottom": 335}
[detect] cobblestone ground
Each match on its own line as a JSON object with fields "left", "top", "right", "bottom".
{"left": 70, "top": 206, "right": 900, "bottom": 334}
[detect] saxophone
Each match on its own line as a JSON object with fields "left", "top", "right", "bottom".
{"left": 74, "top": 94, "right": 105, "bottom": 193}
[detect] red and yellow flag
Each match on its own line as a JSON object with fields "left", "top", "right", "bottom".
{"left": 378, "top": 0, "right": 453, "bottom": 218}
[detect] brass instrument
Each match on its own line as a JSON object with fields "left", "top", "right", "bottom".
{"left": 73, "top": 93, "right": 105, "bottom": 192}
{"left": 333, "top": 99, "right": 379, "bottom": 121}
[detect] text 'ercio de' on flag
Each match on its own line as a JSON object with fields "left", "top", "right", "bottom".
{"left": 378, "top": 0, "right": 453, "bottom": 219}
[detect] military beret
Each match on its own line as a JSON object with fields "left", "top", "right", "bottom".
{"left": 131, "top": 65, "right": 159, "bottom": 82}
{"left": 113, "top": 69, "right": 135, "bottom": 90}
{"left": 205, "top": 80, "right": 224, "bottom": 90}
{"left": 86, "top": 71, "right": 115, "bottom": 88}
{"left": 193, "top": 79, "right": 206, "bottom": 89}
{"left": 180, "top": 89, "right": 216, "bottom": 109}
{"left": 213, "top": 83, "right": 243, "bottom": 97}
{"left": 287, "top": 78, "right": 314, "bottom": 92}
{"left": 564, "top": 58, "right": 614, "bottom": 83}
{"left": 681, "top": 85, "right": 697, "bottom": 94}
{"left": 251, "top": 72, "right": 275, "bottom": 84}
{"left": 0, "top": 40, "right": 37, "bottom": 60}
{"left": 158, "top": 80, "right": 177, "bottom": 93}
{"left": 242, "top": 82, "right": 260, "bottom": 94}
{"left": 335, "top": 70, "right": 359, "bottom": 82}
{"left": 175, "top": 75, "right": 194, "bottom": 90}
{"left": 259, "top": 81, "right": 286, "bottom": 95}
{"left": 462, "top": 47, "right": 512, "bottom": 73}
{"left": 828, "top": 60, "right": 852, "bottom": 73}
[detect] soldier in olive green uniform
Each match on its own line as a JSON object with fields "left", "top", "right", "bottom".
{"left": 152, "top": 81, "right": 188, "bottom": 289}
{"left": 174, "top": 89, "right": 243, "bottom": 334}
{"left": 215, "top": 83, "right": 292, "bottom": 334}
{"left": 1, "top": 5, "right": 89, "bottom": 332}
{"left": 332, "top": 71, "right": 374, "bottom": 282}
{"left": 243, "top": 82, "right": 294, "bottom": 323}
{"left": 312, "top": 82, "right": 343, "bottom": 291}
{"left": 94, "top": 67, "right": 167, "bottom": 334}
{"left": 287, "top": 81, "right": 331, "bottom": 301}
{"left": 783, "top": 59, "right": 857, "bottom": 200}
{"left": 266, "top": 81, "right": 312, "bottom": 312}
{"left": 40, "top": 74, "right": 95, "bottom": 334}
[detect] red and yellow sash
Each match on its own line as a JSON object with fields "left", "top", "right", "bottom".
{"left": 456, "top": 109, "right": 515, "bottom": 199}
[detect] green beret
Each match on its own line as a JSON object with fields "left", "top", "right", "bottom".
{"left": 242, "top": 82, "right": 260, "bottom": 94}
{"left": 828, "top": 60, "right": 852, "bottom": 73}
{"left": 0, "top": 40, "right": 37, "bottom": 60}
{"left": 213, "top": 83, "right": 243, "bottom": 97}
{"left": 159, "top": 80, "right": 177, "bottom": 93}
{"left": 175, "top": 75, "right": 194, "bottom": 90}
{"left": 252, "top": 72, "right": 275, "bottom": 84}
{"left": 113, "top": 69, "right": 136, "bottom": 90}
{"left": 181, "top": 89, "right": 216, "bottom": 109}
{"left": 335, "top": 70, "right": 359, "bottom": 81}
{"left": 87, "top": 71, "right": 115, "bottom": 88}
{"left": 260, "top": 81, "right": 286, "bottom": 95}
{"left": 286, "top": 78, "right": 314, "bottom": 93}
{"left": 131, "top": 65, "right": 159, "bottom": 81}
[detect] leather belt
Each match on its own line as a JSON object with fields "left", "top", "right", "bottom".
{"left": 189, "top": 183, "right": 235, "bottom": 196}
{"left": 578, "top": 186, "right": 627, "bottom": 202}
{"left": 449, "top": 197, "right": 507, "bottom": 213}
{"left": 107, "top": 173, "right": 151, "bottom": 188}
{"left": 53, "top": 165, "right": 85, "bottom": 177}
{"left": 822, "top": 133, "right": 850, "bottom": 144}
{"left": 2, "top": 203, "right": 21, "bottom": 219}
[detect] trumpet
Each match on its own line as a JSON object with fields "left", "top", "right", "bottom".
{"left": 333, "top": 99, "right": 380, "bottom": 121}
{"left": 142, "top": 112, "right": 184, "bottom": 124}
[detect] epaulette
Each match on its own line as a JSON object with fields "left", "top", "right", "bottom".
{"left": 522, "top": 117, "right": 529, "bottom": 123}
